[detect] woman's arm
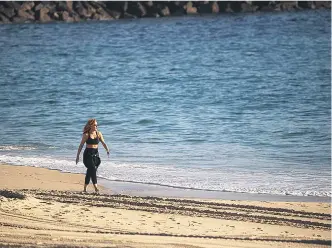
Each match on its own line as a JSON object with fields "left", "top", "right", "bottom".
{"left": 98, "top": 131, "right": 110, "bottom": 156}
{"left": 76, "top": 133, "right": 88, "bottom": 164}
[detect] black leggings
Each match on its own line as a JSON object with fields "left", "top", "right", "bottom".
{"left": 83, "top": 148, "right": 101, "bottom": 185}
{"left": 85, "top": 164, "right": 98, "bottom": 184}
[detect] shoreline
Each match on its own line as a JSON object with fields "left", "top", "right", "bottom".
{"left": 0, "top": 163, "right": 330, "bottom": 248}
{"left": 99, "top": 178, "right": 332, "bottom": 203}
{"left": 1, "top": 163, "right": 330, "bottom": 203}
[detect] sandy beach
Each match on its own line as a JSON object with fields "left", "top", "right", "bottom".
{"left": 0, "top": 164, "right": 330, "bottom": 248}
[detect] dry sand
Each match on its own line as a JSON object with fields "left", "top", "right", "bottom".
{"left": 0, "top": 164, "right": 330, "bottom": 248}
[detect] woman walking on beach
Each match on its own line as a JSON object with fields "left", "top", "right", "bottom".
{"left": 76, "top": 119, "right": 110, "bottom": 193}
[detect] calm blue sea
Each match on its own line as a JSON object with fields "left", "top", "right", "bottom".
{"left": 0, "top": 10, "right": 330, "bottom": 197}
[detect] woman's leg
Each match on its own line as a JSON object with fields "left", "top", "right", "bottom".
{"left": 84, "top": 167, "right": 92, "bottom": 191}
{"left": 93, "top": 184, "right": 99, "bottom": 193}
{"left": 91, "top": 166, "right": 99, "bottom": 193}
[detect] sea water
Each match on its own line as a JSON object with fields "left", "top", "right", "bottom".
{"left": 0, "top": 10, "right": 330, "bottom": 198}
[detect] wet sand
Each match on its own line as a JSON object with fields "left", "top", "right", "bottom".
{"left": 0, "top": 164, "right": 330, "bottom": 248}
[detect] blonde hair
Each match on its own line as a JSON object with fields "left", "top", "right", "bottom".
{"left": 83, "top": 119, "right": 97, "bottom": 134}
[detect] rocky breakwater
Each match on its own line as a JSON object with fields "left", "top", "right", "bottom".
{"left": 0, "top": 1, "right": 331, "bottom": 24}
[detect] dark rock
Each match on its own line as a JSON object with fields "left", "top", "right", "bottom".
{"left": 217, "top": 1, "right": 229, "bottom": 12}
{"left": 197, "top": 1, "right": 219, "bottom": 14}
{"left": 89, "top": 1, "right": 105, "bottom": 9}
{"left": 260, "top": 2, "right": 279, "bottom": 11}
{"left": 61, "top": 10, "right": 69, "bottom": 21}
{"left": 145, "top": 1, "right": 153, "bottom": 7}
{"left": 167, "top": 1, "right": 186, "bottom": 16}
{"left": 91, "top": 12, "right": 101, "bottom": 20}
{"left": 0, "top": 0, "right": 330, "bottom": 24}
{"left": 137, "top": 2, "right": 147, "bottom": 16}
{"left": 52, "top": 11, "right": 60, "bottom": 20}
{"left": 27, "top": 9, "right": 35, "bottom": 16}
{"left": 81, "top": 2, "right": 97, "bottom": 17}
{"left": 3, "top": 1, "right": 20, "bottom": 12}
{"left": 56, "top": 1, "right": 69, "bottom": 12}
{"left": 95, "top": 6, "right": 113, "bottom": 20}
{"left": 89, "top": 1, "right": 109, "bottom": 12}
{"left": 184, "top": 2, "right": 198, "bottom": 14}
{"left": 123, "top": 12, "right": 137, "bottom": 19}
{"left": 108, "top": 9, "right": 122, "bottom": 19}
{"left": 17, "top": 8, "right": 35, "bottom": 21}
{"left": 103, "top": 2, "right": 127, "bottom": 18}
{"left": 19, "top": 2, "right": 35, "bottom": 12}
{"left": 60, "top": 10, "right": 74, "bottom": 22}
{"left": 76, "top": 6, "right": 88, "bottom": 18}
{"left": 0, "top": 6, "right": 15, "bottom": 19}
{"left": 298, "top": 1, "right": 315, "bottom": 8}
{"left": 72, "top": 12, "right": 81, "bottom": 22}
{"left": 173, "top": 1, "right": 187, "bottom": 8}
{"left": 253, "top": 1, "right": 282, "bottom": 11}
{"left": 34, "top": 3, "right": 44, "bottom": 12}
{"left": 66, "top": 1, "right": 73, "bottom": 12}
{"left": 279, "top": 1, "right": 299, "bottom": 11}
{"left": 159, "top": 6, "right": 170, "bottom": 16}
{"left": 73, "top": 1, "right": 83, "bottom": 10}
{"left": 91, "top": 3, "right": 110, "bottom": 15}
{"left": 35, "top": 7, "right": 52, "bottom": 22}
{"left": 212, "top": 2, "right": 220, "bottom": 13}
{"left": 0, "top": 12, "right": 10, "bottom": 23}
{"left": 35, "top": 2, "right": 56, "bottom": 12}
{"left": 75, "top": 1, "right": 97, "bottom": 19}
{"left": 126, "top": 2, "right": 147, "bottom": 17}
{"left": 11, "top": 16, "right": 28, "bottom": 23}
{"left": 104, "top": 1, "right": 127, "bottom": 15}
{"left": 47, "top": 2, "right": 57, "bottom": 12}
{"left": 123, "top": 1, "right": 128, "bottom": 12}
{"left": 252, "top": 1, "right": 271, "bottom": 10}
{"left": 91, "top": 12, "right": 112, "bottom": 21}
{"left": 225, "top": 2, "right": 234, "bottom": 13}
{"left": 74, "top": 2, "right": 88, "bottom": 18}
{"left": 34, "top": 2, "right": 56, "bottom": 12}
{"left": 229, "top": 2, "right": 243, "bottom": 12}
{"left": 141, "top": 2, "right": 161, "bottom": 17}
{"left": 241, "top": 2, "right": 258, "bottom": 12}
{"left": 315, "top": 1, "right": 331, "bottom": 8}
